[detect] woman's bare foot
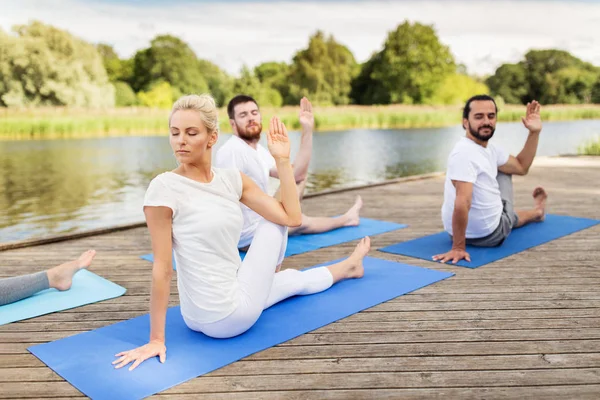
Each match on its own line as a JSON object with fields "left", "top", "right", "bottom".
{"left": 343, "top": 196, "right": 363, "bottom": 227}
{"left": 47, "top": 250, "right": 96, "bottom": 291}
{"left": 345, "top": 236, "right": 370, "bottom": 278}
{"left": 327, "top": 236, "right": 371, "bottom": 282}
{"left": 533, "top": 187, "right": 547, "bottom": 221}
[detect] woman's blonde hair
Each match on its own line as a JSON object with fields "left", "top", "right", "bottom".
{"left": 169, "top": 94, "right": 219, "bottom": 134}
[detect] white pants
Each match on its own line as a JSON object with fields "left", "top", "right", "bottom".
{"left": 186, "top": 220, "right": 334, "bottom": 338}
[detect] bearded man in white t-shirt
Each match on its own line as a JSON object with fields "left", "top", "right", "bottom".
{"left": 215, "top": 95, "right": 363, "bottom": 250}
{"left": 433, "top": 95, "right": 548, "bottom": 264}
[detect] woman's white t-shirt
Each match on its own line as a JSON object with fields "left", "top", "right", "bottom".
{"left": 441, "top": 137, "right": 509, "bottom": 238}
{"left": 143, "top": 168, "right": 244, "bottom": 324}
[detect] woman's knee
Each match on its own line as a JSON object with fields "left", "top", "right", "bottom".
{"left": 255, "top": 219, "right": 287, "bottom": 240}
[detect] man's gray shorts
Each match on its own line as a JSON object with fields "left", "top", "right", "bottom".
{"left": 465, "top": 172, "right": 519, "bottom": 247}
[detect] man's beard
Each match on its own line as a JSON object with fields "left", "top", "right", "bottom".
{"left": 468, "top": 123, "right": 495, "bottom": 142}
{"left": 236, "top": 122, "right": 262, "bottom": 141}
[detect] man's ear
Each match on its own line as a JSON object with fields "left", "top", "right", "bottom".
{"left": 229, "top": 119, "right": 236, "bottom": 132}
{"left": 462, "top": 118, "right": 467, "bottom": 130}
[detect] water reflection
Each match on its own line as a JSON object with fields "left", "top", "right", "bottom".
{"left": 1, "top": 119, "right": 599, "bottom": 242}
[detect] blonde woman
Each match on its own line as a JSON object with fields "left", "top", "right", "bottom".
{"left": 113, "top": 94, "right": 370, "bottom": 371}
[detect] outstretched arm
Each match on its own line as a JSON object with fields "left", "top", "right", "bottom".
{"left": 433, "top": 181, "right": 473, "bottom": 264}
{"left": 499, "top": 101, "right": 542, "bottom": 176}
{"left": 113, "top": 206, "right": 172, "bottom": 371}
{"left": 269, "top": 97, "right": 314, "bottom": 182}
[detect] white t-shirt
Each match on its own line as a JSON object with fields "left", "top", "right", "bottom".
{"left": 143, "top": 168, "right": 244, "bottom": 324}
{"left": 214, "top": 135, "right": 276, "bottom": 247}
{"left": 441, "top": 137, "right": 510, "bottom": 238}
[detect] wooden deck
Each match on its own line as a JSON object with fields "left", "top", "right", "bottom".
{"left": 1, "top": 156, "right": 599, "bottom": 399}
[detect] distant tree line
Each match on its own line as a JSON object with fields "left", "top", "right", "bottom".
{"left": 1, "top": 21, "right": 599, "bottom": 108}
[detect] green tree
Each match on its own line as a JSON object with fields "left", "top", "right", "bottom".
{"left": 350, "top": 52, "right": 390, "bottom": 105}
{"left": 198, "top": 59, "right": 233, "bottom": 106}
{"left": 131, "top": 35, "right": 208, "bottom": 97}
{"left": 0, "top": 21, "right": 114, "bottom": 107}
{"left": 232, "top": 66, "right": 282, "bottom": 107}
{"left": 351, "top": 22, "right": 455, "bottom": 105}
{"left": 428, "top": 74, "right": 489, "bottom": 105}
{"left": 113, "top": 81, "right": 137, "bottom": 106}
{"left": 552, "top": 67, "right": 598, "bottom": 104}
{"left": 522, "top": 49, "right": 596, "bottom": 103}
{"left": 254, "top": 61, "right": 290, "bottom": 100}
{"left": 286, "top": 31, "right": 358, "bottom": 105}
{"left": 97, "top": 44, "right": 123, "bottom": 82}
{"left": 592, "top": 79, "right": 600, "bottom": 104}
{"left": 486, "top": 63, "right": 529, "bottom": 104}
{"left": 137, "top": 80, "right": 176, "bottom": 109}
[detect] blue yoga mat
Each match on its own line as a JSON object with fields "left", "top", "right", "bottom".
{"left": 140, "top": 217, "right": 407, "bottom": 268}
{"left": 29, "top": 257, "right": 452, "bottom": 400}
{"left": 379, "top": 214, "right": 600, "bottom": 268}
{"left": 0, "top": 270, "right": 126, "bottom": 325}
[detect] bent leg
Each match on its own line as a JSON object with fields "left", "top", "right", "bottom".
{"left": 289, "top": 196, "right": 363, "bottom": 235}
{"left": 497, "top": 172, "right": 519, "bottom": 229}
{"left": 0, "top": 272, "right": 49, "bottom": 306}
{"left": 192, "top": 220, "right": 288, "bottom": 338}
{"left": 263, "top": 267, "right": 333, "bottom": 309}
{"left": 264, "top": 237, "right": 371, "bottom": 309}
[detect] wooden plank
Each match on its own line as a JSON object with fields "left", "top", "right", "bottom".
{"left": 4, "top": 354, "right": 600, "bottom": 379}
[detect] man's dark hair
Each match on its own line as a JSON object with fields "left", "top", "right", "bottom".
{"left": 462, "top": 95, "right": 497, "bottom": 119}
{"left": 227, "top": 95, "right": 259, "bottom": 119}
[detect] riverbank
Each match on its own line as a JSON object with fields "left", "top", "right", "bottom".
{"left": 2, "top": 104, "right": 600, "bottom": 140}
{"left": 580, "top": 137, "right": 600, "bottom": 155}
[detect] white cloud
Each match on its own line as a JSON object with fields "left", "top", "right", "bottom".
{"left": 0, "top": 0, "right": 598, "bottom": 76}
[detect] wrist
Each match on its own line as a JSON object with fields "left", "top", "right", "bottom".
{"left": 274, "top": 156, "right": 291, "bottom": 164}
{"left": 149, "top": 336, "right": 165, "bottom": 343}
{"left": 300, "top": 124, "right": 314, "bottom": 133}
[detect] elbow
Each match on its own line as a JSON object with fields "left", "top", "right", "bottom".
{"left": 288, "top": 214, "right": 303, "bottom": 228}
{"left": 518, "top": 167, "right": 529, "bottom": 176}
{"left": 455, "top": 197, "right": 471, "bottom": 211}
{"left": 152, "top": 263, "right": 173, "bottom": 282}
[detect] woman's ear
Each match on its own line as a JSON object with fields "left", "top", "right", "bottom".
{"left": 208, "top": 131, "right": 218, "bottom": 148}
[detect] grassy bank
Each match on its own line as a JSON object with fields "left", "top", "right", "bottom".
{"left": 2, "top": 104, "right": 600, "bottom": 140}
{"left": 579, "top": 137, "right": 600, "bottom": 155}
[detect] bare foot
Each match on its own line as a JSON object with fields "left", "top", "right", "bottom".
{"left": 533, "top": 187, "right": 547, "bottom": 221}
{"left": 47, "top": 250, "right": 96, "bottom": 291}
{"left": 345, "top": 236, "right": 371, "bottom": 279}
{"left": 343, "top": 196, "right": 363, "bottom": 227}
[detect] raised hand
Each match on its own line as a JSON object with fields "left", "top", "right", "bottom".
{"left": 521, "top": 100, "right": 542, "bottom": 134}
{"left": 267, "top": 116, "right": 291, "bottom": 160}
{"left": 432, "top": 248, "right": 471, "bottom": 264}
{"left": 113, "top": 340, "right": 166, "bottom": 371}
{"left": 298, "top": 97, "right": 314, "bottom": 132}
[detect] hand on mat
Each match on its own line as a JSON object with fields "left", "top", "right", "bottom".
{"left": 298, "top": 97, "right": 314, "bottom": 132}
{"left": 267, "top": 116, "right": 290, "bottom": 161}
{"left": 113, "top": 340, "right": 166, "bottom": 371}
{"left": 432, "top": 248, "right": 471, "bottom": 264}
{"left": 521, "top": 100, "right": 542, "bottom": 134}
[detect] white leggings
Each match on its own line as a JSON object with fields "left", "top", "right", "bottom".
{"left": 186, "top": 220, "right": 334, "bottom": 338}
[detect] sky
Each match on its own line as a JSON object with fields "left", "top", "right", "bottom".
{"left": 0, "top": 0, "right": 598, "bottom": 76}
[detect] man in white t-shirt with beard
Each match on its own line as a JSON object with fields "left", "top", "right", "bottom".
{"left": 433, "top": 95, "right": 548, "bottom": 264}
{"left": 215, "top": 95, "right": 363, "bottom": 250}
